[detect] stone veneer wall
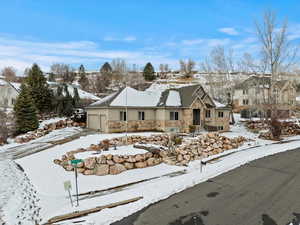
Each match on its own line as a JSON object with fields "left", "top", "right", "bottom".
{"left": 108, "top": 120, "right": 157, "bottom": 133}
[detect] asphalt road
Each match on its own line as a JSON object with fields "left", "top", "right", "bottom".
{"left": 112, "top": 148, "right": 300, "bottom": 225}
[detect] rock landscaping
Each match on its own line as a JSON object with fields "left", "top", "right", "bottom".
{"left": 15, "top": 119, "right": 86, "bottom": 144}
{"left": 258, "top": 121, "right": 300, "bottom": 140}
{"left": 54, "top": 133, "right": 248, "bottom": 176}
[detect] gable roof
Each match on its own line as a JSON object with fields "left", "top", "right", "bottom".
{"left": 87, "top": 84, "right": 226, "bottom": 109}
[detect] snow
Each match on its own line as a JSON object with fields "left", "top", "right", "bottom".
{"left": 7, "top": 114, "right": 300, "bottom": 224}
{"left": 0, "top": 78, "right": 7, "bottom": 85}
{"left": 111, "top": 87, "right": 161, "bottom": 107}
{"left": 75, "top": 145, "right": 147, "bottom": 158}
{"left": 166, "top": 90, "right": 181, "bottom": 106}
{"left": 38, "top": 117, "right": 67, "bottom": 129}
{"left": 146, "top": 82, "right": 191, "bottom": 93}
{"left": 213, "top": 100, "right": 226, "bottom": 108}
{"left": 90, "top": 92, "right": 117, "bottom": 106}
{"left": 0, "top": 159, "right": 41, "bottom": 225}
{"left": 66, "top": 85, "right": 100, "bottom": 100}
{"left": 10, "top": 82, "right": 21, "bottom": 91}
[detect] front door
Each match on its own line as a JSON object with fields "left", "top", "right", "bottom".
{"left": 193, "top": 109, "right": 201, "bottom": 125}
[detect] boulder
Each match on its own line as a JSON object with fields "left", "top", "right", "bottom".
{"left": 84, "top": 157, "right": 96, "bottom": 169}
{"left": 124, "top": 162, "right": 134, "bottom": 169}
{"left": 97, "top": 156, "right": 107, "bottom": 164}
{"left": 53, "top": 159, "right": 62, "bottom": 165}
{"left": 113, "top": 155, "right": 124, "bottom": 163}
{"left": 77, "top": 168, "right": 85, "bottom": 173}
{"left": 107, "top": 160, "right": 115, "bottom": 166}
{"left": 135, "top": 161, "right": 147, "bottom": 168}
{"left": 94, "top": 164, "right": 109, "bottom": 176}
{"left": 83, "top": 169, "right": 94, "bottom": 175}
{"left": 109, "top": 164, "right": 127, "bottom": 175}
{"left": 146, "top": 158, "right": 156, "bottom": 166}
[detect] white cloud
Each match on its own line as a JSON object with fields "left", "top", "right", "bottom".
{"left": 182, "top": 39, "right": 204, "bottom": 45}
{"left": 181, "top": 38, "right": 230, "bottom": 47}
{"left": 0, "top": 35, "right": 175, "bottom": 74}
{"left": 218, "top": 27, "right": 239, "bottom": 36}
{"left": 103, "top": 36, "right": 137, "bottom": 42}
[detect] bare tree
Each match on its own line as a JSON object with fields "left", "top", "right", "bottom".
{"left": 201, "top": 46, "right": 239, "bottom": 103}
{"left": 50, "top": 63, "right": 76, "bottom": 83}
{"left": 179, "top": 59, "right": 196, "bottom": 78}
{"left": 111, "top": 58, "right": 128, "bottom": 75}
{"left": 255, "top": 10, "right": 297, "bottom": 81}
{"left": 1, "top": 67, "right": 17, "bottom": 82}
{"left": 159, "top": 64, "right": 170, "bottom": 79}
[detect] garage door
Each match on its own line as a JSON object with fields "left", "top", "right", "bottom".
{"left": 88, "top": 115, "right": 100, "bottom": 130}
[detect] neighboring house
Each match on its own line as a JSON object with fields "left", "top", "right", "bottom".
{"left": 233, "top": 76, "right": 296, "bottom": 118}
{"left": 0, "top": 77, "right": 19, "bottom": 109}
{"left": 86, "top": 85, "right": 231, "bottom": 133}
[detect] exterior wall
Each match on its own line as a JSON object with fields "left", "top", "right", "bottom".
{"left": 0, "top": 83, "right": 18, "bottom": 108}
{"left": 87, "top": 103, "right": 231, "bottom": 133}
{"left": 204, "top": 109, "right": 230, "bottom": 131}
{"left": 86, "top": 108, "right": 108, "bottom": 132}
{"left": 107, "top": 108, "right": 157, "bottom": 133}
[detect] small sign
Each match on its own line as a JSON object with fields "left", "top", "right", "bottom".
{"left": 70, "top": 159, "right": 83, "bottom": 166}
{"left": 64, "top": 180, "right": 72, "bottom": 191}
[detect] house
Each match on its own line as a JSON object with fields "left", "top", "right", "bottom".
{"left": 233, "top": 76, "right": 296, "bottom": 118}
{"left": 0, "top": 77, "right": 20, "bottom": 109}
{"left": 85, "top": 85, "right": 231, "bottom": 133}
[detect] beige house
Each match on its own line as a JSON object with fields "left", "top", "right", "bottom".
{"left": 86, "top": 85, "right": 231, "bottom": 133}
{"left": 0, "top": 77, "right": 20, "bottom": 109}
{"left": 233, "top": 76, "right": 296, "bottom": 118}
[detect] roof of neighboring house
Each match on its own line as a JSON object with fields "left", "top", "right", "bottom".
{"left": 87, "top": 84, "right": 230, "bottom": 109}
{"left": 235, "top": 75, "right": 292, "bottom": 91}
{"left": 235, "top": 76, "right": 271, "bottom": 89}
{"left": 48, "top": 82, "right": 100, "bottom": 101}
{"left": 0, "top": 78, "right": 21, "bottom": 93}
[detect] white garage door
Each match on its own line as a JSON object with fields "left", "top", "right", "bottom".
{"left": 88, "top": 115, "right": 100, "bottom": 130}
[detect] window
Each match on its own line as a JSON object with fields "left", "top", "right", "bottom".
{"left": 242, "top": 99, "right": 249, "bottom": 105}
{"left": 218, "top": 111, "right": 224, "bottom": 118}
{"left": 120, "top": 111, "right": 127, "bottom": 121}
{"left": 217, "top": 126, "right": 224, "bottom": 131}
{"left": 243, "top": 89, "right": 248, "bottom": 95}
{"left": 205, "top": 109, "right": 211, "bottom": 118}
{"left": 170, "top": 111, "right": 179, "bottom": 120}
{"left": 11, "top": 99, "right": 15, "bottom": 105}
{"left": 138, "top": 111, "right": 145, "bottom": 120}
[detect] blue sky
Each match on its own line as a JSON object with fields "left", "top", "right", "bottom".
{"left": 1, "top": 0, "right": 300, "bottom": 73}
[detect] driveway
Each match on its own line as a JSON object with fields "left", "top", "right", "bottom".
{"left": 112, "top": 148, "right": 300, "bottom": 225}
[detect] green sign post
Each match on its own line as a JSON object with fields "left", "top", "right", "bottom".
{"left": 70, "top": 159, "right": 83, "bottom": 207}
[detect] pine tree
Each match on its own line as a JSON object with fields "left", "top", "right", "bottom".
{"left": 143, "top": 62, "right": 156, "bottom": 81}
{"left": 73, "top": 87, "right": 80, "bottom": 107}
{"left": 55, "top": 85, "right": 64, "bottom": 116}
{"left": 63, "top": 84, "right": 74, "bottom": 117}
{"left": 100, "top": 62, "right": 112, "bottom": 74}
{"left": 26, "top": 63, "right": 53, "bottom": 114}
{"left": 78, "top": 65, "right": 89, "bottom": 91}
{"left": 14, "top": 83, "right": 39, "bottom": 134}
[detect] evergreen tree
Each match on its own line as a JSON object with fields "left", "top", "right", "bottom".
{"left": 73, "top": 87, "right": 80, "bottom": 107}
{"left": 26, "top": 63, "right": 53, "bottom": 114}
{"left": 63, "top": 84, "right": 74, "bottom": 117}
{"left": 14, "top": 83, "right": 39, "bottom": 134}
{"left": 100, "top": 62, "right": 112, "bottom": 74}
{"left": 143, "top": 62, "right": 156, "bottom": 81}
{"left": 55, "top": 85, "right": 64, "bottom": 116}
{"left": 78, "top": 64, "right": 89, "bottom": 91}
{"left": 48, "top": 72, "right": 56, "bottom": 82}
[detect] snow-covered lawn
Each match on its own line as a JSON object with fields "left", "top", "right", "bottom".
{"left": 10, "top": 114, "right": 300, "bottom": 225}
